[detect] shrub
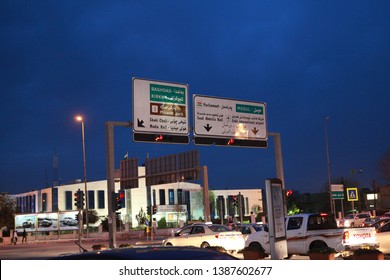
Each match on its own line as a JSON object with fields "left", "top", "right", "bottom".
{"left": 307, "top": 246, "right": 336, "bottom": 254}
{"left": 119, "top": 243, "right": 133, "bottom": 248}
{"left": 158, "top": 217, "right": 167, "bottom": 228}
{"left": 353, "top": 248, "right": 382, "bottom": 255}
{"left": 92, "top": 244, "right": 107, "bottom": 251}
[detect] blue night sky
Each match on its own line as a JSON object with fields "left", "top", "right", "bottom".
{"left": 1, "top": 1, "right": 389, "bottom": 195}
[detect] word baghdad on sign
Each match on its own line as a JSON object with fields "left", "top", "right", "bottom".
{"left": 133, "top": 78, "right": 189, "bottom": 144}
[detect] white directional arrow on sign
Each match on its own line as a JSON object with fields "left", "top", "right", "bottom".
{"left": 193, "top": 95, "right": 267, "bottom": 140}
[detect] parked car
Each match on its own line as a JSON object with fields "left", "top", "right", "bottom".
{"left": 62, "top": 217, "right": 78, "bottom": 226}
{"left": 163, "top": 224, "right": 245, "bottom": 253}
{"left": 235, "top": 223, "right": 269, "bottom": 251}
{"left": 50, "top": 246, "right": 239, "bottom": 260}
{"left": 376, "top": 220, "right": 390, "bottom": 254}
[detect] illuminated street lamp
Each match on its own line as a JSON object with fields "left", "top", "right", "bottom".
{"left": 75, "top": 115, "right": 89, "bottom": 236}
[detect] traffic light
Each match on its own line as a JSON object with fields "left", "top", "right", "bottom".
{"left": 153, "top": 205, "right": 157, "bottom": 215}
{"left": 74, "top": 189, "right": 83, "bottom": 209}
{"left": 113, "top": 191, "right": 125, "bottom": 211}
{"left": 286, "top": 189, "right": 293, "bottom": 197}
{"left": 79, "top": 191, "right": 85, "bottom": 207}
{"left": 118, "top": 190, "right": 125, "bottom": 209}
{"left": 232, "top": 196, "right": 238, "bottom": 207}
{"left": 74, "top": 191, "right": 79, "bottom": 208}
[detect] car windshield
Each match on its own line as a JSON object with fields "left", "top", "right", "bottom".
{"left": 253, "top": 225, "right": 267, "bottom": 232}
{"left": 208, "top": 225, "right": 230, "bottom": 232}
{"left": 307, "top": 214, "right": 337, "bottom": 230}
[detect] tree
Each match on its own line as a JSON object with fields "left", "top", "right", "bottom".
{"left": 100, "top": 215, "right": 121, "bottom": 231}
{"left": 82, "top": 209, "right": 99, "bottom": 225}
{"left": 135, "top": 207, "right": 148, "bottom": 228}
{"left": 0, "top": 193, "right": 16, "bottom": 230}
{"left": 378, "top": 150, "right": 390, "bottom": 182}
{"left": 157, "top": 217, "right": 167, "bottom": 228}
{"left": 172, "top": 204, "right": 186, "bottom": 226}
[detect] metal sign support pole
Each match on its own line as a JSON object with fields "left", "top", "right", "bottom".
{"left": 269, "top": 132, "right": 285, "bottom": 188}
{"left": 202, "top": 166, "right": 211, "bottom": 223}
{"left": 106, "top": 121, "right": 131, "bottom": 249}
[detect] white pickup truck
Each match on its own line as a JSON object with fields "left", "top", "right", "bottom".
{"left": 240, "top": 213, "right": 378, "bottom": 258}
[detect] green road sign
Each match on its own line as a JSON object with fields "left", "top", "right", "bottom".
{"left": 332, "top": 191, "right": 344, "bottom": 199}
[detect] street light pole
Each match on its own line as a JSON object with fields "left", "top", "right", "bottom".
{"left": 75, "top": 115, "right": 89, "bottom": 237}
{"left": 324, "top": 117, "right": 334, "bottom": 215}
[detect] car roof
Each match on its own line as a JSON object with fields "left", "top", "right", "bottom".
{"left": 50, "top": 246, "right": 239, "bottom": 260}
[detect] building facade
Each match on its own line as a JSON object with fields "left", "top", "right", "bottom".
{"left": 13, "top": 167, "right": 264, "bottom": 229}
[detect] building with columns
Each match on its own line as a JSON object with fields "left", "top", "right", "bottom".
{"left": 12, "top": 167, "right": 264, "bottom": 230}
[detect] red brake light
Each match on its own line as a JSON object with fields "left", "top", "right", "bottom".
{"left": 343, "top": 231, "right": 349, "bottom": 242}
{"left": 227, "top": 138, "right": 235, "bottom": 145}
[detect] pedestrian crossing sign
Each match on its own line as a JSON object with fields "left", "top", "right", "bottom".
{"left": 346, "top": 188, "right": 359, "bottom": 201}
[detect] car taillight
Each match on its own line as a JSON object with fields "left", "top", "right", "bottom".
{"left": 342, "top": 231, "right": 349, "bottom": 243}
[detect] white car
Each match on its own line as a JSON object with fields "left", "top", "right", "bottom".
{"left": 338, "top": 213, "right": 370, "bottom": 227}
{"left": 376, "top": 220, "right": 390, "bottom": 254}
{"left": 162, "top": 224, "right": 245, "bottom": 253}
{"left": 235, "top": 223, "right": 269, "bottom": 253}
{"left": 62, "top": 217, "right": 78, "bottom": 226}
{"left": 170, "top": 223, "right": 206, "bottom": 237}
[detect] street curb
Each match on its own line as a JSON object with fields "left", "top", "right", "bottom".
{"left": 135, "top": 241, "right": 163, "bottom": 246}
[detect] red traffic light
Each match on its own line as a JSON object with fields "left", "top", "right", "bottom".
{"left": 286, "top": 190, "right": 293, "bottom": 197}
